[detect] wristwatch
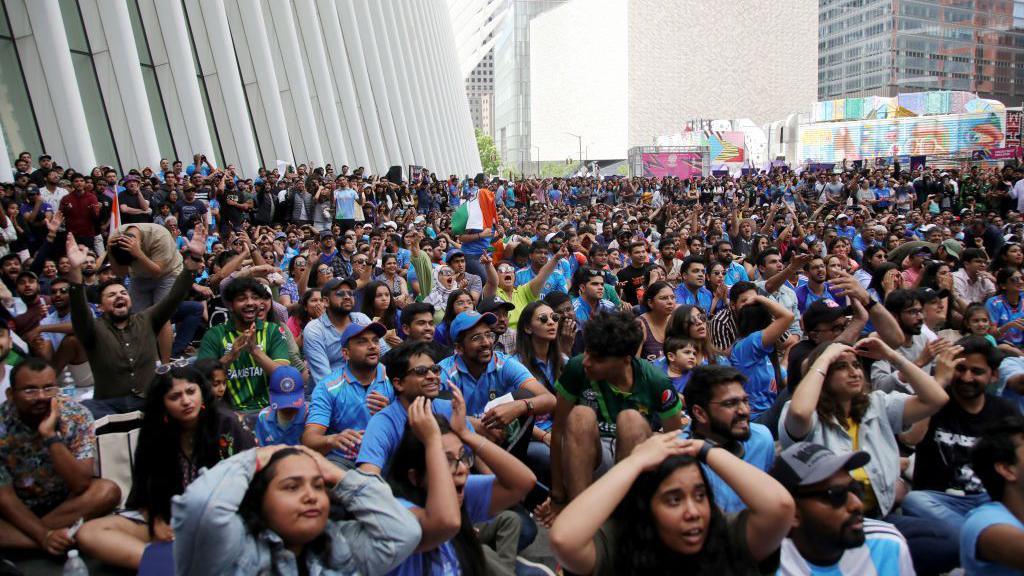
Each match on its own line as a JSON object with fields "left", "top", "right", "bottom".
{"left": 42, "top": 435, "right": 63, "bottom": 449}
{"left": 697, "top": 439, "right": 717, "bottom": 463}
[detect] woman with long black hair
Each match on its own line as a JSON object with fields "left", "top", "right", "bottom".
{"left": 76, "top": 365, "right": 255, "bottom": 569}
{"left": 433, "top": 288, "right": 475, "bottom": 347}
{"left": 387, "top": 388, "right": 536, "bottom": 575}
{"left": 550, "top": 432, "right": 793, "bottom": 575}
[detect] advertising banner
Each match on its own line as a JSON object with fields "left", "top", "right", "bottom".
{"left": 978, "top": 147, "right": 1022, "bottom": 160}
{"left": 641, "top": 152, "right": 703, "bottom": 178}
{"left": 1006, "top": 110, "right": 1022, "bottom": 148}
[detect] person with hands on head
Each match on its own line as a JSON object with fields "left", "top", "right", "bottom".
{"left": 780, "top": 338, "right": 948, "bottom": 519}
{"left": 871, "top": 288, "right": 945, "bottom": 394}
{"left": 302, "top": 321, "right": 394, "bottom": 467}
{"left": 387, "top": 386, "right": 537, "bottom": 575}
{"left": 549, "top": 432, "right": 794, "bottom": 576}
{"left": 0, "top": 358, "right": 121, "bottom": 557}
{"left": 728, "top": 290, "right": 794, "bottom": 419}
{"left": 66, "top": 223, "right": 208, "bottom": 418}
{"left": 171, "top": 443, "right": 421, "bottom": 576}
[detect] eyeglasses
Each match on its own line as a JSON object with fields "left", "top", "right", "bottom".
{"left": 17, "top": 385, "right": 60, "bottom": 399}
{"left": 52, "top": 287, "right": 69, "bottom": 294}
{"left": 797, "top": 481, "right": 865, "bottom": 508}
{"left": 537, "top": 313, "right": 562, "bottom": 325}
{"left": 407, "top": 364, "right": 442, "bottom": 377}
{"left": 467, "top": 331, "right": 496, "bottom": 344}
{"left": 446, "top": 448, "right": 475, "bottom": 473}
{"left": 709, "top": 396, "right": 750, "bottom": 410}
{"left": 334, "top": 289, "right": 355, "bottom": 299}
{"left": 156, "top": 358, "right": 191, "bottom": 375}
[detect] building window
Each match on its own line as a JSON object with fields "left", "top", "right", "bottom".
{"left": 0, "top": 5, "right": 43, "bottom": 164}
{"left": 60, "top": 0, "right": 120, "bottom": 171}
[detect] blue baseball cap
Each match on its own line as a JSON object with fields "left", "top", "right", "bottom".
{"left": 449, "top": 311, "right": 496, "bottom": 344}
{"left": 268, "top": 365, "right": 304, "bottom": 409}
{"left": 340, "top": 320, "right": 387, "bottom": 348}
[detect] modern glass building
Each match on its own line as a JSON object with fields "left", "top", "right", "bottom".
{"left": 818, "top": 0, "right": 1024, "bottom": 104}
{"left": 0, "top": 0, "right": 481, "bottom": 180}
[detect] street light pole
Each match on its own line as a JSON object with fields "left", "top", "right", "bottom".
{"left": 565, "top": 132, "right": 582, "bottom": 170}
{"left": 533, "top": 145, "right": 540, "bottom": 177}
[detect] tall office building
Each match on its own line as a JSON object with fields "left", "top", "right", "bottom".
{"left": 493, "top": 0, "right": 566, "bottom": 176}
{"left": 465, "top": 49, "right": 496, "bottom": 137}
{"left": 526, "top": 0, "right": 817, "bottom": 167}
{"left": 0, "top": 0, "right": 480, "bottom": 180}
{"left": 818, "top": 0, "right": 1024, "bottom": 104}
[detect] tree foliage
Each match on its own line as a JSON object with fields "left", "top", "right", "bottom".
{"left": 476, "top": 129, "right": 501, "bottom": 175}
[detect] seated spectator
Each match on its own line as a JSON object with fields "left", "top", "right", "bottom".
{"left": 481, "top": 247, "right": 563, "bottom": 330}
{"left": 446, "top": 250, "right": 483, "bottom": 302}
{"left": 516, "top": 240, "right": 569, "bottom": 298}
{"left": 65, "top": 228, "right": 207, "bottom": 417}
{"left": 301, "top": 277, "right": 372, "bottom": 383}
{"left": 76, "top": 362, "right": 253, "bottom": 569}
{"left": 871, "top": 289, "right": 943, "bottom": 394}
{"left": 960, "top": 416, "right": 1024, "bottom": 575}
{"left": 433, "top": 289, "right": 475, "bottom": 347}
{"left": 255, "top": 366, "right": 307, "bottom": 447}
{"left": 781, "top": 339, "right": 948, "bottom": 519}
{"left": 663, "top": 336, "right": 698, "bottom": 393}
{"left": 728, "top": 286, "right": 794, "bottom": 419}
{"left": 681, "top": 365, "right": 775, "bottom": 513}
{"left": 571, "top": 267, "right": 617, "bottom": 324}
{"left": 796, "top": 256, "right": 842, "bottom": 314}
{"left": 547, "top": 311, "right": 683, "bottom": 515}
{"left": 549, "top": 433, "right": 793, "bottom": 574}
{"left": 399, "top": 301, "right": 452, "bottom": 359}
{"left": 439, "top": 310, "right": 554, "bottom": 438}
{"left": 986, "top": 268, "right": 1024, "bottom": 347}
{"left": 171, "top": 445, "right": 420, "bottom": 575}
{"left": 387, "top": 387, "right": 536, "bottom": 575}
{"left": 357, "top": 341, "right": 467, "bottom": 475}
{"left": 0, "top": 358, "right": 120, "bottom": 556}
{"left": 900, "top": 336, "right": 1019, "bottom": 566}
{"left": 773, "top": 442, "right": 914, "bottom": 575}
{"left": 198, "top": 276, "right": 291, "bottom": 413}
{"left": 302, "top": 321, "right": 392, "bottom": 467}
{"left": 673, "top": 256, "right": 713, "bottom": 314}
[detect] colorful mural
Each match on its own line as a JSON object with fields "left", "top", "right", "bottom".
{"left": 798, "top": 112, "right": 1005, "bottom": 163}
{"left": 812, "top": 91, "right": 1005, "bottom": 123}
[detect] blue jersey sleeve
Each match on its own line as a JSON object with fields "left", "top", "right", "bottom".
{"left": 463, "top": 475, "right": 496, "bottom": 524}
{"left": 501, "top": 356, "right": 537, "bottom": 394}
{"left": 355, "top": 408, "right": 401, "bottom": 469}
{"left": 307, "top": 381, "right": 334, "bottom": 428}
{"left": 732, "top": 330, "right": 771, "bottom": 365}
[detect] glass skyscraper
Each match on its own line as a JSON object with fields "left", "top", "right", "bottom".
{"left": 818, "top": 0, "right": 1024, "bottom": 104}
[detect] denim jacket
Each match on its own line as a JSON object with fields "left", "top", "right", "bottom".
{"left": 172, "top": 449, "right": 421, "bottom": 575}
{"left": 779, "top": 390, "right": 909, "bottom": 516}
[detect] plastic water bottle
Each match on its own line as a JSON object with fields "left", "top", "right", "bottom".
{"left": 62, "top": 549, "right": 89, "bottom": 575}
{"left": 60, "top": 370, "right": 76, "bottom": 398}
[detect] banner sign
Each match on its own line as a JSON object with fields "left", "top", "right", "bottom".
{"left": 975, "top": 147, "right": 1022, "bottom": 160}
{"left": 1006, "top": 110, "right": 1022, "bottom": 148}
{"left": 640, "top": 152, "right": 703, "bottom": 179}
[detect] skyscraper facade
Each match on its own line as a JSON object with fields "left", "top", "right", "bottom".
{"left": 818, "top": 0, "right": 1024, "bottom": 104}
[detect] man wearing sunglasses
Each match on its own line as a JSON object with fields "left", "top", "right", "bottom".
{"left": 772, "top": 442, "right": 914, "bottom": 576}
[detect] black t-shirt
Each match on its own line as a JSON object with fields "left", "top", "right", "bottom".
{"left": 617, "top": 263, "right": 650, "bottom": 306}
{"left": 913, "top": 394, "right": 1019, "bottom": 494}
{"left": 221, "top": 190, "right": 243, "bottom": 225}
{"left": 118, "top": 191, "right": 151, "bottom": 224}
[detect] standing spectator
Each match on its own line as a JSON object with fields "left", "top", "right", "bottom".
{"left": 174, "top": 185, "right": 208, "bottom": 232}
{"left": 58, "top": 173, "right": 101, "bottom": 250}
{"left": 117, "top": 175, "right": 152, "bottom": 225}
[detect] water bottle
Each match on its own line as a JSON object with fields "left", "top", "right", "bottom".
{"left": 60, "top": 370, "right": 76, "bottom": 398}
{"left": 62, "top": 549, "right": 89, "bottom": 576}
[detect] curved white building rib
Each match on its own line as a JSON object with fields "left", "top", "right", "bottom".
{"left": 0, "top": 0, "right": 481, "bottom": 178}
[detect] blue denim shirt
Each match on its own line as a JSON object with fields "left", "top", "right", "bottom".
{"left": 172, "top": 449, "right": 420, "bottom": 576}
{"left": 301, "top": 312, "right": 372, "bottom": 384}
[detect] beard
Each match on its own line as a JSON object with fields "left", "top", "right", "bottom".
{"left": 838, "top": 514, "right": 866, "bottom": 548}
{"left": 709, "top": 413, "right": 751, "bottom": 442}
{"left": 329, "top": 304, "right": 351, "bottom": 317}
{"left": 952, "top": 378, "right": 985, "bottom": 400}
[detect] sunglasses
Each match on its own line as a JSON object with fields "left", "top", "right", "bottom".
{"left": 797, "top": 481, "right": 865, "bottom": 508}
{"left": 156, "top": 358, "right": 191, "bottom": 375}
{"left": 536, "top": 313, "right": 562, "bottom": 324}
{"left": 334, "top": 289, "right": 355, "bottom": 299}
{"left": 407, "top": 364, "right": 442, "bottom": 377}
{"left": 52, "top": 287, "right": 69, "bottom": 294}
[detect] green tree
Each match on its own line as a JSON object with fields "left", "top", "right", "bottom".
{"left": 476, "top": 129, "right": 501, "bottom": 175}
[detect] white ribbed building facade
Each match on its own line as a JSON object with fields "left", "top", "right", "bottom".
{"left": 0, "top": 0, "right": 481, "bottom": 181}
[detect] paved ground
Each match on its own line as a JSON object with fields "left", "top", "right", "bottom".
{"left": 8, "top": 523, "right": 557, "bottom": 575}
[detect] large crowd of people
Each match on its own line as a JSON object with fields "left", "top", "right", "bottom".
{"left": 0, "top": 150, "right": 1023, "bottom": 575}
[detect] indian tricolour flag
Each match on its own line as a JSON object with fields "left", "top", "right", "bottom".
{"left": 451, "top": 188, "right": 496, "bottom": 235}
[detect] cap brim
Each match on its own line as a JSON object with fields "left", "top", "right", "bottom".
{"left": 270, "top": 391, "right": 304, "bottom": 410}
{"left": 800, "top": 451, "right": 871, "bottom": 486}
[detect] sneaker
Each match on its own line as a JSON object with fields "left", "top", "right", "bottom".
{"left": 515, "top": 556, "right": 555, "bottom": 576}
